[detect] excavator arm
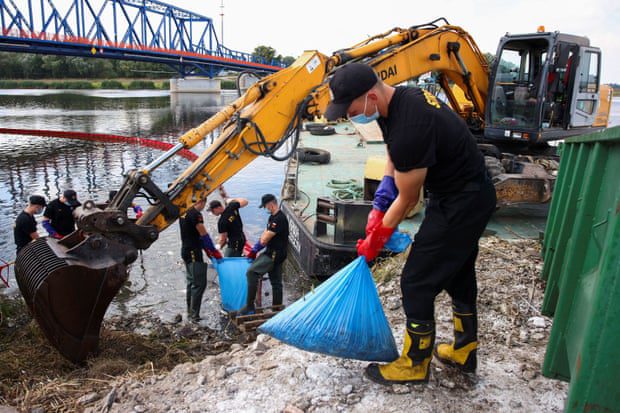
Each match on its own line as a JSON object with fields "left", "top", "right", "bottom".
{"left": 14, "top": 19, "right": 495, "bottom": 363}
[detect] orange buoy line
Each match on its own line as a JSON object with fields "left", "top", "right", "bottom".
{"left": 0, "top": 128, "right": 198, "bottom": 162}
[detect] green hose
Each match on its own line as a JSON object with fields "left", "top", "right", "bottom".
{"left": 326, "top": 179, "right": 364, "bottom": 200}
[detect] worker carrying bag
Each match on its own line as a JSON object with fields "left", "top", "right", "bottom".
{"left": 212, "top": 257, "right": 250, "bottom": 312}
{"left": 259, "top": 257, "right": 398, "bottom": 362}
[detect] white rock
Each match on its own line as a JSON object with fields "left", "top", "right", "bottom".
{"left": 386, "top": 296, "right": 402, "bottom": 311}
{"left": 341, "top": 384, "right": 353, "bottom": 395}
{"left": 229, "top": 343, "right": 244, "bottom": 353}
{"left": 133, "top": 405, "right": 146, "bottom": 413}
{"left": 252, "top": 339, "right": 269, "bottom": 352}
{"left": 283, "top": 405, "right": 304, "bottom": 413}
{"left": 196, "top": 374, "right": 207, "bottom": 386}
{"left": 215, "top": 366, "right": 227, "bottom": 379}
{"left": 528, "top": 316, "right": 546, "bottom": 328}
{"left": 346, "top": 394, "right": 361, "bottom": 405}
{"left": 225, "top": 366, "right": 243, "bottom": 376}
{"left": 392, "top": 384, "right": 411, "bottom": 394}
{"left": 440, "top": 380, "right": 456, "bottom": 389}
{"left": 305, "top": 362, "right": 332, "bottom": 382}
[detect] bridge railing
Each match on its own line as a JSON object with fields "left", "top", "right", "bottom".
{"left": 0, "top": 0, "right": 285, "bottom": 71}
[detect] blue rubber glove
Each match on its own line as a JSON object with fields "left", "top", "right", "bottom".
{"left": 372, "top": 175, "right": 398, "bottom": 212}
{"left": 247, "top": 240, "right": 265, "bottom": 260}
{"left": 133, "top": 205, "right": 143, "bottom": 219}
{"left": 42, "top": 220, "right": 62, "bottom": 239}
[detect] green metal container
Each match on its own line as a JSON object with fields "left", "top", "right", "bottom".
{"left": 541, "top": 126, "right": 620, "bottom": 412}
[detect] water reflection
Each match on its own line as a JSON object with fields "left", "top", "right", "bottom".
{"left": 0, "top": 90, "right": 287, "bottom": 324}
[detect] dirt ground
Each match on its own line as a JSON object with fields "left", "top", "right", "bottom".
{"left": 0, "top": 236, "right": 567, "bottom": 412}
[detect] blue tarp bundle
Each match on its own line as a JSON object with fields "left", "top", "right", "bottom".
{"left": 212, "top": 257, "right": 250, "bottom": 312}
{"left": 259, "top": 257, "right": 398, "bottom": 362}
{"left": 385, "top": 229, "right": 412, "bottom": 253}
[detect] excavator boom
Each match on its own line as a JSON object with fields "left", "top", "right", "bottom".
{"left": 13, "top": 19, "right": 607, "bottom": 362}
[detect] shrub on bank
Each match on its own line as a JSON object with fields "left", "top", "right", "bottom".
{"left": 128, "top": 80, "right": 156, "bottom": 89}
{"left": 221, "top": 79, "right": 236, "bottom": 90}
{"left": 159, "top": 80, "right": 170, "bottom": 90}
{"left": 49, "top": 81, "right": 95, "bottom": 89}
{"left": 0, "top": 80, "right": 21, "bottom": 88}
{"left": 22, "top": 80, "right": 49, "bottom": 88}
{"left": 101, "top": 80, "right": 125, "bottom": 89}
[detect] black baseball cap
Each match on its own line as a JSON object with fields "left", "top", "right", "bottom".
{"left": 259, "top": 193, "right": 277, "bottom": 208}
{"left": 63, "top": 189, "right": 81, "bottom": 206}
{"left": 208, "top": 200, "right": 223, "bottom": 211}
{"left": 325, "top": 63, "right": 379, "bottom": 121}
{"left": 29, "top": 195, "right": 46, "bottom": 207}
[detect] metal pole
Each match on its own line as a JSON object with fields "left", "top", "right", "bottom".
{"left": 219, "top": 0, "right": 223, "bottom": 44}
{"left": 143, "top": 142, "right": 185, "bottom": 174}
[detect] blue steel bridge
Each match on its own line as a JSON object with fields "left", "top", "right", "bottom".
{"left": 0, "top": 0, "right": 284, "bottom": 77}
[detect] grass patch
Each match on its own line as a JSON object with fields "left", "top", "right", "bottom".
{"left": 0, "top": 296, "right": 237, "bottom": 411}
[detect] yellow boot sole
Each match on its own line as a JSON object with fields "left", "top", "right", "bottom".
{"left": 364, "top": 362, "right": 430, "bottom": 385}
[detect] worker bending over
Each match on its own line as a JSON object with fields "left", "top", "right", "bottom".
{"left": 208, "top": 196, "right": 249, "bottom": 257}
{"left": 325, "top": 63, "right": 496, "bottom": 385}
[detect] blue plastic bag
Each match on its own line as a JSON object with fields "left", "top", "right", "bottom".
{"left": 385, "top": 229, "right": 412, "bottom": 253}
{"left": 212, "top": 257, "right": 249, "bottom": 312}
{"left": 259, "top": 257, "right": 398, "bottom": 362}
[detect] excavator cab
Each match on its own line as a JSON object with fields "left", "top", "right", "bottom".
{"left": 485, "top": 31, "right": 606, "bottom": 144}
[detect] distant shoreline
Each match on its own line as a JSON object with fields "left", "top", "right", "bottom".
{"left": 0, "top": 78, "right": 239, "bottom": 90}
{"left": 0, "top": 78, "right": 169, "bottom": 90}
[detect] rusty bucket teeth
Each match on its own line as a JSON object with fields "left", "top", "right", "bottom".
{"left": 15, "top": 235, "right": 136, "bottom": 364}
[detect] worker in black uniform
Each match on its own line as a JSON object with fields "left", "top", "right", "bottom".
{"left": 242, "top": 194, "right": 289, "bottom": 315}
{"left": 14, "top": 195, "right": 47, "bottom": 253}
{"left": 179, "top": 196, "right": 222, "bottom": 322}
{"left": 208, "top": 196, "right": 249, "bottom": 257}
{"left": 42, "top": 189, "right": 81, "bottom": 239}
{"left": 325, "top": 63, "right": 496, "bottom": 385}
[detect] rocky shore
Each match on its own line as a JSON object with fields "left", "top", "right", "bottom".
{"left": 1, "top": 236, "right": 567, "bottom": 412}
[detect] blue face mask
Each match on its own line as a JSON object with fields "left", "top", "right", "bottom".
{"left": 349, "top": 93, "right": 379, "bottom": 124}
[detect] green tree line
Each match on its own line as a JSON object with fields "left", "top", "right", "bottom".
{"left": 0, "top": 52, "right": 174, "bottom": 79}
{"left": 0, "top": 45, "right": 295, "bottom": 80}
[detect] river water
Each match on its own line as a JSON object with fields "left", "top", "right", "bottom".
{"left": 1, "top": 90, "right": 619, "bottom": 324}
{"left": 0, "top": 89, "right": 289, "bottom": 324}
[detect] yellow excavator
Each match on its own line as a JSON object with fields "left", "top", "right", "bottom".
{"left": 15, "top": 18, "right": 611, "bottom": 363}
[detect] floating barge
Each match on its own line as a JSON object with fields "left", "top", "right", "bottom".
{"left": 281, "top": 122, "right": 549, "bottom": 279}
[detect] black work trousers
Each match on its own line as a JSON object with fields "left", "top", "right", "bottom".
{"left": 401, "top": 178, "right": 496, "bottom": 322}
{"left": 183, "top": 249, "right": 207, "bottom": 320}
{"left": 246, "top": 252, "right": 284, "bottom": 309}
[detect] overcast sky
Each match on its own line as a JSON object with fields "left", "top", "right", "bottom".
{"left": 24, "top": 0, "right": 620, "bottom": 83}
{"left": 193, "top": 0, "right": 619, "bottom": 83}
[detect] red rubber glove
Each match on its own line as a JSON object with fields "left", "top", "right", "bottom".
{"left": 205, "top": 248, "right": 223, "bottom": 260}
{"left": 356, "top": 224, "right": 395, "bottom": 262}
{"left": 133, "top": 205, "right": 143, "bottom": 219}
{"left": 365, "top": 208, "right": 385, "bottom": 236}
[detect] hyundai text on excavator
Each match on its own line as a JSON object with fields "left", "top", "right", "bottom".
{"left": 14, "top": 18, "right": 611, "bottom": 362}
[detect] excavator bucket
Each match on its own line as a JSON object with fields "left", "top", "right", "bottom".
{"left": 14, "top": 232, "right": 137, "bottom": 363}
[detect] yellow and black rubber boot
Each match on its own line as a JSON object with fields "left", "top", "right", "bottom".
{"left": 434, "top": 305, "right": 477, "bottom": 373}
{"left": 365, "top": 320, "right": 435, "bottom": 385}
